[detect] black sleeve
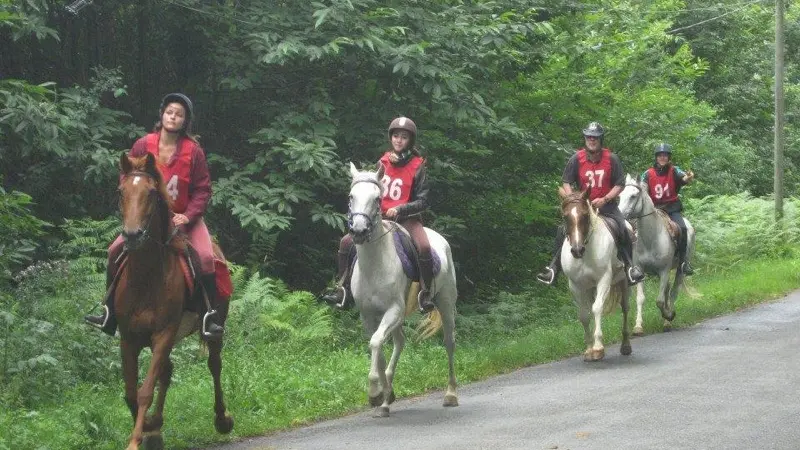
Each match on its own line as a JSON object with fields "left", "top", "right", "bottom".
{"left": 562, "top": 154, "right": 579, "bottom": 185}
{"left": 610, "top": 153, "right": 625, "bottom": 187}
{"left": 395, "top": 162, "right": 429, "bottom": 220}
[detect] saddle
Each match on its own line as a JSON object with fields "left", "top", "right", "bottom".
{"left": 598, "top": 216, "right": 633, "bottom": 248}
{"left": 654, "top": 209, "right": 682, "bottom": 241}
{"left": 349, "top": 221, "right": 441, "bottom": 280}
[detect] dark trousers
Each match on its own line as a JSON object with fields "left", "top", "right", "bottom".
{"left": 666, "top": 210, "right": 689, "bottom": 259}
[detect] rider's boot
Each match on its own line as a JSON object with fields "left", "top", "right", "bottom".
{"left": 536, "top": 254, "right": 562, "bottom": 286}
{"left": 537, "top": 225, "right": 565, "bottom": 286}
{"left": 84, "top": 258, "right": 119, "bottom": 336}
{"left": 319, "top": 249, "right": 354, "bottom": 309}
{"left": 418, "top": 256, "right": 436, "bottom": 314}
{"left": 620, "top": 234, "right": 644, "bottom": 285}
{"left": 200, "top": 273, "right": 225, "bottom": 341}
{"left": 677, "top": 232, "right": 694, "bottom": 275}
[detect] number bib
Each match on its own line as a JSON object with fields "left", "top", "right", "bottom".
{"left": 647, "top": 166, "right": 678, "bottom": 205}
{"left": 379, "top": 153, "right": 424, "bottom": 214}
{"left": 577, "top": 149, "right": 613, "bottom": 200}
{"left": 145, "top": 133, "right": 195, "bottom": 213}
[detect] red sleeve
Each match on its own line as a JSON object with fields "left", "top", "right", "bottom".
{"left": 184, "top": 143, "right": 212, "bottom": 225}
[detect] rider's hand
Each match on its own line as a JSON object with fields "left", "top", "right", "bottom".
{"left": 172, "top": 213, "right": 189, "bottom": 226}
{"left": 591, "top": 197, "right": 607, "bottom": 208}
{"left": 684, "top": 170, "right": 695, "bottom": 182}
{"left": 385, "top": 208, "right": 398, "bottom": 219}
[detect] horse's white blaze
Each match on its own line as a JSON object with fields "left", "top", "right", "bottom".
{"left": 570, "top": 206, "right": 580, "bottom": 246}
{"left": 133, "top": 176, "right": 141, "bottom": 185}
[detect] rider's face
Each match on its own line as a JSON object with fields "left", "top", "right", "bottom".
{"left": 656, "top": 153, "right": 670, "bottom": 165}
{"left": 161, "top": 103, "right": 186, "bottom": 133}
{"left": 391, "top": 130, "right": 411, "bottom": 152}
{"left": 584, "top": 135, "right": 601, "bottom": 152}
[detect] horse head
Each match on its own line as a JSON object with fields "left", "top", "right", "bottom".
{"left": 118, "top": 152, "right": 172, "bottom": 250}
{"left": 618, "top": 173, "right": 649, "bottom": 220}
{"left": 559, "top": 187, "right": 592, "bottom": 258}
{"left": 347, "top": 162, "right": 385, "bottom": 244}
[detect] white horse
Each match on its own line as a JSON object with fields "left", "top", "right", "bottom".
{"left": 347, "top": 162, "right": 458, "bottom": 417}
{"left": 559, "top": 188, "right": 632, "bottom": 361}
{"left": 617, "top": 174, "right": 696, "bottom": 334}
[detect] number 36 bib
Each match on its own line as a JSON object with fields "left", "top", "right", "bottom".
{"left": 378, "top": 153, "right": 424, "bottom": 214}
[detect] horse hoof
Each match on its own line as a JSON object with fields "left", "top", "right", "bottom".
{"left": 387, "top": 390, "right": 396, "bottom": 405}
{"left": 443, "top": 394, "right": 459, "bottom": 407}
{"left": 620, "top": 343, "right": 632, "bottom": 356}
{"left": 632, "top": 326, "right": 644, "bottom": 336}
{"left": 143, "top": 415, "right": 163, "bottom": 432}
{"left": 368, "top": 395, "right": 383, "bottom": 407}
{"left": 141, "top": 432, "right": 164, "bottom": 450}
{"left": 663, "top": 322, "right": 673, "bottom": 332}
{"left": 215, "top": 412, "right": 234, "bottom": 434}
{"left": 373, "top": 406, "right": 390, "bottom": 418}
{"left": 584, "top": 348, "right": 604, "bottom": 362}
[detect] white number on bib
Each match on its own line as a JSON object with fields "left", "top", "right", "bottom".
{"left": 584, "top": 169, "right": 605, "bottom": 188}
{"left": 654, "top": 182, "right": 670, "bottom": 199}
{"left": 166, "top": 175, "right": 179, "bottom": 201}
{"left": 381, "top": 176, "right": 403, "bottom": 201}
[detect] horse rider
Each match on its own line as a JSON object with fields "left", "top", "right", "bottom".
{"left": 84, "top": 93, "right": 225, "bottom": 340}
{"left": 320, "top": 116, "right": 435, "bottom": 314}
{"left": 640, "top": 143, "right": 695, "bottom": 275}
{"left": 537, "top": 121, "right": 645, "bottom": 286}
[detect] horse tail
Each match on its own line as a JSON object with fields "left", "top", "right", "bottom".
{"left": 682, "top": 277, "right": 703, "bottom": 299}
{"left": 603, "top": 279, "right": 626, "bottom": 316}
{"left": 417, "top": 309, "right": 443, "bottom": 340}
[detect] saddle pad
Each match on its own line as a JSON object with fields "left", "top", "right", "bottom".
{"left": 392, "top": 229, "right": 441, "bottom": 280}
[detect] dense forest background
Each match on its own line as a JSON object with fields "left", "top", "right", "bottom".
{"left": 2, "top": 1, "right": 800, "bottom": 448}
{"left": 2, "top": 0, "right": 799, "bottom": 296}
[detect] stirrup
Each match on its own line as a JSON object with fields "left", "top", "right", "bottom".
{"left": 680, "top": 262, "right": 694, "bottom": 275}
{"left": 417, "top": 290, "right": 435, "bottom": 314}
{"left": 85, "top": 305, "right": 110, "bottom": 329}
{"left": 202, "top": 309, "right": 222, "bottom": 340}
{"left": 627, "top": 267, "right": 644, "bottom": 285}
{"left": 536, "top": 267, "right": 556, "bottom": 285}
{"left": 333, "top": 286, "right": 351, "bottom": 309}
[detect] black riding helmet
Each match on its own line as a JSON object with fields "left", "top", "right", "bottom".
{"left": 654, "top": 142, "right": 672, "bottom": 156}
{"left": 582, "top": 121, "right": 605, "bottom": 147}
{"left": 159, "top": 93, "right": 194, "bottom": 134}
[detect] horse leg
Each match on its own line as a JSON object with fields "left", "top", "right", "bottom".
{"left": 633, "top": 282, "right": 646, "bottom": 336}
{"left": 589, "top": 280, "right": 611, "bottom": 361}
{"left": 126, "top": 333, "right": 176, "bottom": 450}
{"left": 384, "top": 327, "right": 404, "bottom": 405}
{"left": 121, "top": 339, "right": 142, "bottom": 424}
{"left": 439, "top": 296, "right": 458, "bottom": 407}
{"left": 655, "top": 268, "right": 674, "bottom": 324}
{"left": 143, "top": 357, "right": 172, "bottom": 433}
{"left": 367, "top": 305, "right": 404, "bottom": 417}
{"left": 574, "top": 288, "right": 593, "bottom": 361}
{"left": 620, "top": 283, "right": 632, "bottom": 356}
{"left": 665, "top": 271, "right": 685, "bottom": 331}
{"left": 207, "top": 338, "right": 234, "bottom": 433}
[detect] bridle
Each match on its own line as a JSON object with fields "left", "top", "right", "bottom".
{"left": 623, "top": 182, "right": 656, "bottom": 221}
{"left": 120, "top": 171, "right": 178, "bottom": 249}
{"left": 348, "top": 176, "right": 392, "bottom": 243}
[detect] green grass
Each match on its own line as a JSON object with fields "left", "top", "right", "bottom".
{"left": 2, "top": 255, "right": 800, "bottom": 450}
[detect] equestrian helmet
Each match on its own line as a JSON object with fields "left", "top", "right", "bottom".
{"left": 582, "top": 121, "right": 605, "bottom": 137}
{"left": 654, "top": 143, "right": 673, "bottom": 156}
{"left": 388, "top": 117, "right": 417, "bottom": 141}
{"left": 159, "top": 93, "right": 194, "bottom": 132}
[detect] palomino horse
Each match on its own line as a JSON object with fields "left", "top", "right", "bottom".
{"left": 347, "top": 162, "right": 458, "bottom": 417}
{"left": 115, "top": 152, "right": 232, "bottom": 450}
{"left": 618, "top": 174, "right": 696, "bottom": 334}
{"left": 559, "top": 188, "right": 632, "bottom": 361}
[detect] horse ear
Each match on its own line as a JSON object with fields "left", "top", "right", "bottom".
{"left": 144, "top": 152, "right": 157, "bottom": 176}
{"left": 558, "top": 186, "right": 567, "bottom": 199}
{"left": 120, "top": 152, "right": 132, "bottom": 174}
{"left": 582, "top": 187, "right": 591, "bottom": 200}
{"left": 349, "top": 162, "right": 359, "bottom": 178}
{"left": 376, "top": 162, "right": 386, "bottom": 181}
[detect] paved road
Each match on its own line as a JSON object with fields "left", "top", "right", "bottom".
{"left": 210, "top": 292, "right": 800, "bottom": 450}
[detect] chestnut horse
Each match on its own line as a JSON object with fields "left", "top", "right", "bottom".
{"left": 115, "top": 152, "right": 232, "bottom": 450}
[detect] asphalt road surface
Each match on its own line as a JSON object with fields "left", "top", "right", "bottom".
{"left": 209, "top": 292, "right": 800, "bottom": 450}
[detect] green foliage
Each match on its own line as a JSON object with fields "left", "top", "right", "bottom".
{"left": 0, "top": 183, "right": 49, "bottom": 281}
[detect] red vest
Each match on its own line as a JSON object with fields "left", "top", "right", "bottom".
{"left": 145, "top": 133, "right": 195, "bottom": 213}
{"left": 577, "top": 149, "right": 613, "bottom": 200}
{"left": 647, "top": 166, "right": 678, "bottom": 205}
{"left": 378, "top": 153, "right": 424, "bottom": 213}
